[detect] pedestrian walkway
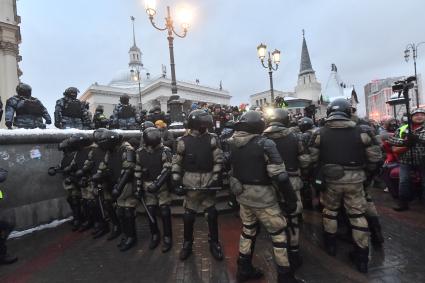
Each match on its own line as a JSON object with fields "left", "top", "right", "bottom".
{"left": 1, "top": 189, "right": 425, "bottom": 283}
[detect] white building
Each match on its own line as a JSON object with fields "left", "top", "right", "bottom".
{"left": 0, "top": 0, "right": 21, "bottom": 128}
{"left": 80, "top": 19, "right": 230, "bottom": 117}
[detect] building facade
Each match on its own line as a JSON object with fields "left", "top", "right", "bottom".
{"left": 80, "top": 19, "right": 230, "bottom": 117}
{"left": 0, "top": 0, "right": 21, "bottom": 128}
{"left": 364, "top": 75, "right": 423, "bottom": 121}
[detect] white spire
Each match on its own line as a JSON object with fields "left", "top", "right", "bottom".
{"left": 129, "top": 16, "right": 143, "bottom": 68}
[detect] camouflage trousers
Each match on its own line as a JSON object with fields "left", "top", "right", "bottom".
{"left": 183, "top": 190, "right": 216, "bottom": 212}
{"left": 117, "top": 182, "right": 141, "bottom": 209}
{"left": 364, "top": 186, "right": 379, "bottom": 218}
{"left": 143, "top": 182, "right": 172, "bottom": 207}
{"left": 321, "top": 181, "right": 369, "bottom": 249}
{"left": 286, "top": 176, "right": 303, "bottom": 254}
{"left": 239, "top": 203, "right": 290, "bottom": 269}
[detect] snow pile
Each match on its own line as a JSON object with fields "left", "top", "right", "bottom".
{"left": 9, "top": 217, "right": 72, "bottom": 239}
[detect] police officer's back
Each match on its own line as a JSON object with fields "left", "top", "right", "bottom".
{"left": 54, "top": 87, "right": 88, "bottom": 129}
{"left": 5, "top": 83, "right": 51, "bottom": 129}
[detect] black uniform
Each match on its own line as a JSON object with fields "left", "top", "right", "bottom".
{"left": 54, "top": 87, "right": 89, "bottom": 129}
{"left": 5, "top": 83, "right": 51, "bottom": 129}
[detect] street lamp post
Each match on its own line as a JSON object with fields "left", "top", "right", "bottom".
{"left": 130, "top": 68, "right": 142, "bottom": 106}
{"left": 145, "top": 1, "right": 190, "bottom": 94}
{"left": 404, "top": 42, "right": 425, "bottom": 108}
{"left": 257, "top": 43, "right": 281, "bottom": 104}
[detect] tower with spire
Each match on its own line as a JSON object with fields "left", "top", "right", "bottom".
{"left": 294, "top": 30, "right": 321, "bottom": 102}
{"left": 129, "top": 16, "right": 143, "bottom": 70}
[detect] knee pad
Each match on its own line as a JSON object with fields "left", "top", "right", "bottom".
{"left": 160, "top": 205, "right": 171, "bottom": 218}
{"left": 205, "top": 206, "right": 218, "bottom": 220}
{"left": 242, "top": 222, "right": 259, "bottom": 239}
{"left": 124, "top": 207, "right": 135, "bottom": 217}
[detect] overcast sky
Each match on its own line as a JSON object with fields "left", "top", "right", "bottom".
{"left": 17, "top": 0, "right": 425, "bottom": 116}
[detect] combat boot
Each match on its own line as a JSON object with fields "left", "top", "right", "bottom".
{"left": 393, "top": 200, "right": 409, "bottom": 212}
{"left": 160, "top": 205, "right": 173, "bottom": 253}
{"left": 323, "top": 232, "right": 337, "bottom": 256}
{"left": 179, "top": 210, "right": 195, "bottom": 261}
{"left": 120, "top": 208, "right": 137, "bottom": 252}
{"left": 147, "top": 205, "right": 160, "bottom": 250}
{"left": 288, "top": 249, "right": 303, "bottom": 271}
{"left": 367, "top": 216, "right": 384, "bottom": 246}
{"left": 0, "top": 240, "right": 17, "bottom": 265}
{"left": 107, "top": 206, "right": 122, "bottom": 241}
{"left": 349, "top": 245, "right": 369, "bottom": 273}
{"left": 236, "top": 254, "right": 264, "bottom": 282}
{"left": 207, "top": 206, "right": 224, "bottom": 261}
{"left": 78, "top": 200, "right": 94, "bottom": 232}
{"left": 277, "top": 267, "right": 305, "bottom": 283}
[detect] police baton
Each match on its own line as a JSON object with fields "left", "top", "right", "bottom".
{"left": 137, "top": 191, "right": 156, "bottom": 224}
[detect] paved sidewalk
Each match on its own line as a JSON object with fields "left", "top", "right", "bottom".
{"left": 1, "top": 189, "right": 425, "bottom": 283}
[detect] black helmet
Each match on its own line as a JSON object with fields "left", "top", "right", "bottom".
{"left": 267, "top": 108, "right": 289, "bottom": 127}
{"left": 95, "top": 105, "right": 104, "bottom": 113}
{"left": 93, "top": 128, "right": 107, "bottom": 142}
{"left": 16, "top": 83, "right": 32, "bottom": 98}
{"left": 96, "top": 130, "right": 122, "bottom": 150}
{"left": 69, "top": 133, "right": 92, "bottom": 148}
{"left": 141, "top": 121, "right": 155, "bottom": 131}
{"left": 64, "top": 87, "right": 79, "bottom": 99}
{"left": 187, "top": 110, "right": 213, "bottom": 132}
{"left": 234, "top": 111, "right": 265, "bottom": 134}
{"left": 143, "top": 127, "right": 162, "bottom": 147}
{"left": 120, "top": 95, "right": 130, "bottom": 105}
{"left": 326, "top": 98, "right": 351, "bottom": 120}
{"left": 298, "top": 117, "right": 314, "bottom": 132}
{"left": 152, "top": 105, "right": 161, "bottom": 113}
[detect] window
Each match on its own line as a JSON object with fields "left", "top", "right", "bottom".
{"left": 264, "top": 98, "right": 267, "bottom": 103}
{"left": 256, "top": 100, "right": 259, "bottom": 106}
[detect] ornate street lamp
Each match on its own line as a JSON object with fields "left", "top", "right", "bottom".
{"left": 404, "top": 42, "right": 425, "bottom": 108}
{"left": 145, "top": 0, "right": 191, "bottom": 94}
{"left": 257, "top": 43, "right": 281, "bottom": 103}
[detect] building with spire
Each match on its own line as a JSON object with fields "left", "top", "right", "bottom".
{"left": 250, "top": 31, "right": 323, "bottom": 116}
{"left": 0, "top": 0, "right": 22, "bottom": 128}
{"left": 80, "top": 17, "right": 230, "bottom": 117}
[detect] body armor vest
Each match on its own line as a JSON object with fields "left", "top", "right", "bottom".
{"left": 118, "top": 105, "right": 135, "bottom": 119}
{"left": 108, "top": 147, "right": 124, "bottom": 183}
{"left": 320, "top": 126, "right": 365, "bottom": 166}
{"left": 231, "top": 136, "right": 271, "bottom": 185}
{"left": 16, "top": 98, "right": 44, "bottom": 116}
{"left": 182, "top": 134, "right": 214, "bottom": 173}
{"left": 75, "top": 147, "right": 91, "bottom": 169}
{"left": 62, "top": 100, "right": 83, "bottom": 118}
{"left": 273, "top": 133, "right": 299, "bottom": 172}
{"left": 139, "top": 148, "right": 163, "bottom": 181}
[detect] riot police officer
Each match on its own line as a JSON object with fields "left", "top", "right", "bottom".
{"left": 5, "top": 83, "right": 51, "bottom": 129}
{"left": 0, "top": 168, "right": 18, "bottom": 265}
{"left": 63, "top": 134, "right": 93, "bottom": 231}
{"left": 92, "top": 105, "right": 109, "bottom": 129}
{"left": 54, "top": 87, "right": 89, "bottom": 129}
{"left": 263, "top": 108, "right": 311, "bottom": 271}
{"left": 147, "top": 105, "right": 165, "bottom": 124}
{"left": 228, "top": 111, "right": 302, "bottom": 283}
{"left": 171, "top": 110, "right": 224, "bottom": 261}
{"left": 96, "top": 130, "right": 138, "bottom": 251}
{"left": 135, "top": 128, "right": 173, "bottom": 253}
{"left": 112, "top": 95, "right": 140, "bottom": 130}
{"left": 309, "top": 98, "right": 382, "bottom": 273}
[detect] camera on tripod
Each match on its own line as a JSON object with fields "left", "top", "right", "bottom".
{"left": 392, "top": 76, "right": 416, "bottom": 93}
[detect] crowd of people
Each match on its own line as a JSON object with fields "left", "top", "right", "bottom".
{"left": 1, "top": 82, "right": 425, "bottom": 283}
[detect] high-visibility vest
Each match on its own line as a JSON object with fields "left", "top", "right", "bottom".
{"left": 0, "top": 190, "right": 3, "bottom": 199}
{"left": 399, "top": 124, "right": 409, "bottom": 138}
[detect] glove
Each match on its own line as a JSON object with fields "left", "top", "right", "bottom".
{"left": 45, "top": 120, "right": 52, "bottom": 125}
{"left": 5, "top": 121, "right": 12, "bottom": 129}
{"left": 280, "top": 199, "right": 297, "bottom": 215}
{"left": 209, "top": 173, "right": 222, "bottom": 188}
{"left": 147, "top": 182, "right": 160, "bottom": 194}
{"left": 111, "top": 184, "right": 121, "bottom": 199}
{"left": 173, "top": 185, "right": 186, "bottom": 196}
